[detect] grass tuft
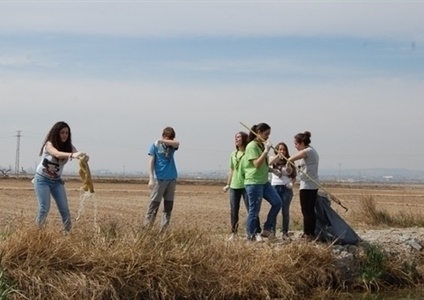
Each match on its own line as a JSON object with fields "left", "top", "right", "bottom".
{"left": 360, "top": 245, "right": 386, "bottom": 291}
{"left": 0, "top": 268, "right": 15, "bottom": 300}
{"left": 354, "top": 195, "right": 424, "bottom": 227}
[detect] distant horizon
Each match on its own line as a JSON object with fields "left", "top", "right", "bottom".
{"left": 2, "top": 166, "right": 423, "bottom": 183}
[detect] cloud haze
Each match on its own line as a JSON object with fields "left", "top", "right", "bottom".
{"left": 1, "top": 1, "right": 423, "bottom": 175}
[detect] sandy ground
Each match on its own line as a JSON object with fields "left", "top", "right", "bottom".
{"left": 1, "top": 177, "right": 424, "bottom": 234}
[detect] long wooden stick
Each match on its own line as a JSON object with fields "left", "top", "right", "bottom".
{"left": 240, "top": 121, "right": 348, "bottom": 212}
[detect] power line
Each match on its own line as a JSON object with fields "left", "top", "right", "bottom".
{"left": 15, "top": 130, "right": 22, "bottom": 176}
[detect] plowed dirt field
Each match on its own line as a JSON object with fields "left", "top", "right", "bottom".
{"left": 1, "top": 177, "right": 423, "bottom": 233}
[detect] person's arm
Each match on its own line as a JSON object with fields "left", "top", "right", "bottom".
{"left": 161, "top": 139, "right": 180, "bottom": 148}
{"left": 223, "top": 169, "right": 233, "bottom": 192}
{"left": 268, "top": 155, "right": 280, "bottom": 165}
{"left": 268, "top": 155, "right": 282, "bottom": 176}
{"left": 286, "top": 149, "right": 307, "bottom": 166}
{"left": 45, "top": 142, "right": 82, "bottom": 160}
{"left": 253, "top": 151, "right": 268, "bottom": 168}
{"left": 148, "top": 155, "right": 155, "bottom": 179}
{"left": 147, "top": 155, "right": 155, "bottom": 189}
{"left": 226, "top": 169, "right": 233, "bottom": 186}
{"left": 252, "top": 141, "right": 271, "bottom": 168}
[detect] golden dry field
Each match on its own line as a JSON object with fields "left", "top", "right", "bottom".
{"left": 1, "top": 176, "right": 424, "bottom": 233}
{"left": 1, "top": 177, "right": 424, "bottom": 299}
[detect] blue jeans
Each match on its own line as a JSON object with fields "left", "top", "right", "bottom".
{"left": 245, "top": 182, "right": 282, "bottom": 239}
{"left": 273, "top": 185, "right": 293, "bottom": 234}
{"left": 33, "top": 173, "right": 72, "bottom": 231}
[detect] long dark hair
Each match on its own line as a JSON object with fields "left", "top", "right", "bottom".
{"left": 235, "top": 131, "right": 249, "bottom": 150}
{"left": 273, "top": 142, "right": 296, "bottom": 179}
{"left": 233, "top": 132, "right": 248, "bottom": 168}
{"left": 39, "top": 121, "right": 73, "bottom": 155}
{"left": 273, "top": 142, "right": 290, "bottom": 164}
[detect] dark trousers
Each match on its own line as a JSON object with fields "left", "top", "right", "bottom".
{"left": 229, "top": 188, "right": 249, "bottom": 233}
{"left": 299, "top": 189, "right": 318, "bottom": 236}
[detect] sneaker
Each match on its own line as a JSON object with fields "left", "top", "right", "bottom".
{"left": 300, "top": 233, "right": 314, "bottom": 242}
{"left": 255, "top": 233, "right": 264, "bottom": 242}
{"left": 267, "top": 232, "right": 277, "bottom": 241}
{"left": 282, "top": 233, "right": 291, "bottom": 241}
{"left": 260, "top": 229, "right": 273, "bottom": 238}
{"left": 228, "top": 233, "right": 237, "bottom": 241}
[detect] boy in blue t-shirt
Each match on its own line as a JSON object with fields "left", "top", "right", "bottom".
{"left": 143, "top": 126, "right": 179, "bottom": 231}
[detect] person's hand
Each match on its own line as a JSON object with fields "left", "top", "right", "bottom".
{"left": 285, "top": 182, "right": 293, "bottom": 189}
{"left": 72, "top": 152, "right": 84, "bottom": 159}
{"left": 223, "top": 185, "right": 230, "bottom": 192}
{"left": 148, "top": 178, "right": 155, "bottom": 189}
{"left": 278, "top": 153, "right": 286, "bottom": 160}
{"left": 272, "top": 169, "right": 282, "bottom": 177}
{"left": 264, "top": 140, "right": 272, "bottom": 152}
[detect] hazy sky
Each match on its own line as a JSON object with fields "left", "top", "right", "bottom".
{"left": 1, "top": 1, "right": 423, "bottom": 175}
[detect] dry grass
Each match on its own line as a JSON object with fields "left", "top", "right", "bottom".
{"left": 1, "top": 224, "right": 346, "bottom": 300}
{"left": 1, "top": 177, "right": 424, "bottom": 299}
{"left": 352, "top": 194, "right": 424, "bottom": 227}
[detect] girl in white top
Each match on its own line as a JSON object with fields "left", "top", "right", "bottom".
{"left": 269, "top": 142, "right": 297, "bottom": 239}
{"left": 33, "top": 121, "right": 83, "bottom": 231}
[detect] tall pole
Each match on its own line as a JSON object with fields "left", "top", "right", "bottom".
{"left": 15, "top": 130, "right": 21, "bottom": 176}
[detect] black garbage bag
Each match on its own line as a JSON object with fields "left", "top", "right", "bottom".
{"left": 315, "top": 193, "right": 361, "bottom": 245}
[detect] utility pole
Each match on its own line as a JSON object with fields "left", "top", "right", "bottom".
{"left": 15, "top": 130, "right": 22, "bottom": 176}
